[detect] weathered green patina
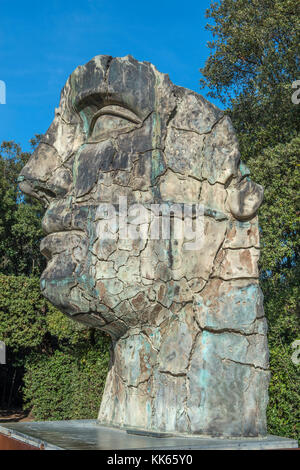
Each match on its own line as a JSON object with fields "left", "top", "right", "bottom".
{"left": 19, "top": 55, "right": 269, "bottom": 437}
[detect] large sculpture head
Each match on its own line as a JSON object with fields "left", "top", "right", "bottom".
{"left": 19, "top": 55, "right": 269, "bottom": 436}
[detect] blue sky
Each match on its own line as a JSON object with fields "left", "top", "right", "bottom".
{"left": 0, "top": 0, "right": 221, "bottom": 152}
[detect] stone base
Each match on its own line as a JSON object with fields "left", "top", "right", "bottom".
{"left": 0, "top": 420, "right": 298, "bottom": 450}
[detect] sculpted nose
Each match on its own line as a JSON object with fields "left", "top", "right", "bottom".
{"left": 18, "top": 140, "right": 72, "bottom": 205}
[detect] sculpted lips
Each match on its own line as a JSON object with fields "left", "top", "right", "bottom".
{"left": 40, "top": 231, "right": 84, "bottom": 260}
{"left": 41, "top": 201, "right": 73, "bottom": 235}
{"left": 41, "top": 198, "right": 94, "bottom": 234}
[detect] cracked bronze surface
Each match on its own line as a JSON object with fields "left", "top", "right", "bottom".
{"left": 19, "top": 55, "right": 269, "bottom": 437}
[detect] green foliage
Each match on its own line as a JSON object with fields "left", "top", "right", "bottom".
{"left": 201, "top": 0, "right": 300, "bottom": 440}
{"left": 23, "top": 351, "right": 77, "bottom": 421}
{"left": 0, "top": 274, "right": 83, "bottom": 354}
{"left": 247, "top": 136, "right": 300, "bottom": 277}
{"left": 70, "top": 344, "right": 110, "bottom": 420}
{"left": 0, "top": 273, "right": 110, "bottom": 413}
{"left": 200, "top": 0, "right": 299, "bottom": 100}
{"left": 263, "top": 271, "right": 300, "bottom": 440}
{"left": 0, "top": 139, "right": 45, "bottom": 276}
{"left": 0, "top": 275, "right": 47, "bottom": 353}
{"left": 22, "top": 335, "right": 110, "bottom": 421}
{"left": 267, "top": 343, "right": 299, "bottom": 439}
{"left": 200, "top": 0, "right": 300, "bottom": 158}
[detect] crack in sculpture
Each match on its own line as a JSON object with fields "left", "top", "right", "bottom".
{"left": 18, "top": 54, "right": 269, "bottom": 437}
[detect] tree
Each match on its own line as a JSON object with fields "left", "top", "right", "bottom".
{"left": 0, "top": 138, "right": 45, "bottom": 276}
{"left": 0, "top": 273, "right": 109, "bottom": 413}
{"left": 200, "top": 0, "right": 300, "bottom": 440}
{"left": 200, "top": 0, "right": 300, "bottom": 159}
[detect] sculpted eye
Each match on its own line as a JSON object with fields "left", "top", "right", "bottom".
{"left": 88, "top": 105, "right": 141, "bottom": 142}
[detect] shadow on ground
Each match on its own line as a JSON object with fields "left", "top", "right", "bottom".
{"left": 0, "top": 409, "right": 34, "bottom": 423}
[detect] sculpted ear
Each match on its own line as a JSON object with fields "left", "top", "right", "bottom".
{"left": 227, "top": 179, "right": 264, "bottom": 221}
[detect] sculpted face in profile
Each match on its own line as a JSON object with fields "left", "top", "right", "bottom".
{"left": 19, "top": 55, "right": 270, "bottom": 437}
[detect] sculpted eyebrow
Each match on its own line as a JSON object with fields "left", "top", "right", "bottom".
{"left": 74, "top": 91, "right": 141, "bottom": 118}
{"left": 91, "top": 105, "right": 141, "bottom": 124}
{"left": 74, "top": 92, "right": 143, "bottom": 135}
{"left": 74, "top": 91, "right": 107, "bottom": 112}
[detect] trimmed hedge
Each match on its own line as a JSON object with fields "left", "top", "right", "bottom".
{"left": 0, "top": 274, "right": 110, "bottom": 416}
{"left": 23, "top": 341, "right": 110, "bottom": 421}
